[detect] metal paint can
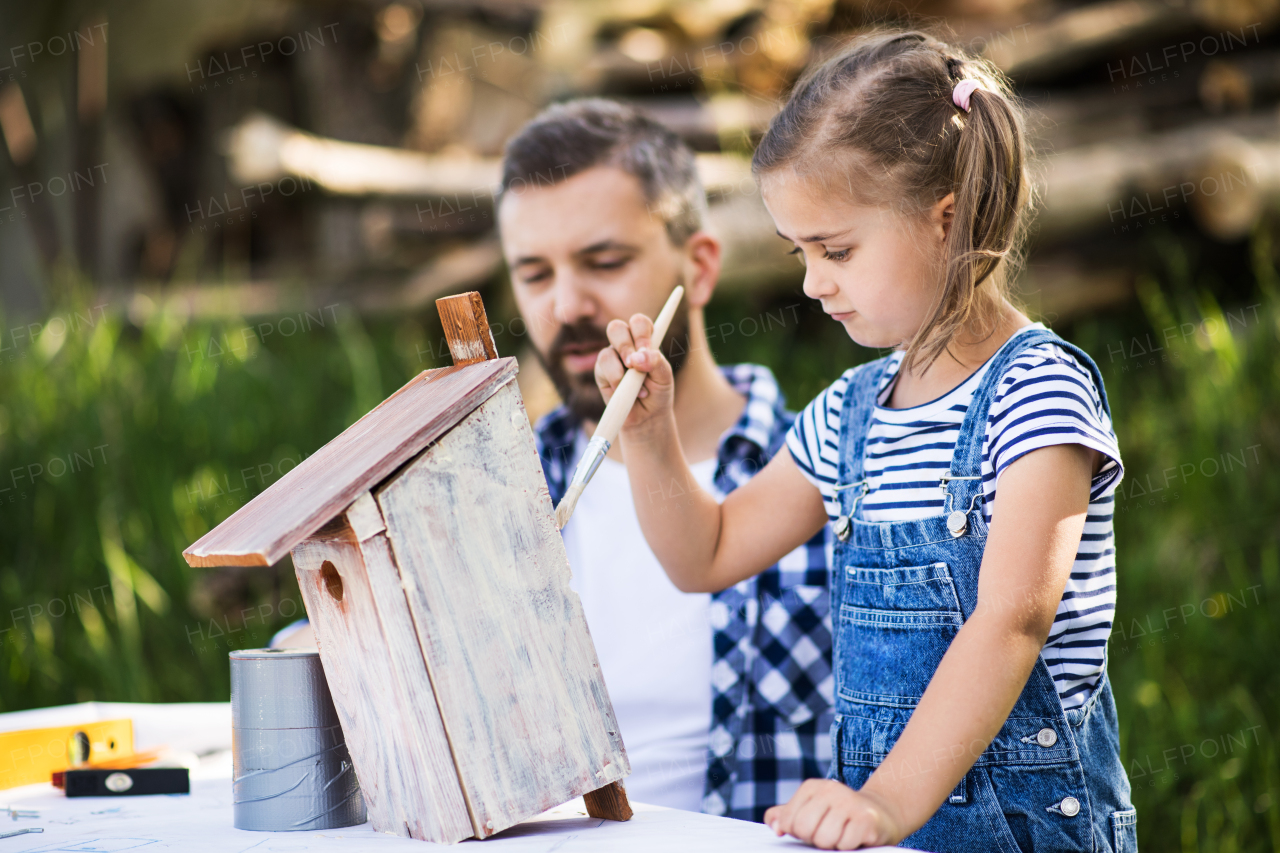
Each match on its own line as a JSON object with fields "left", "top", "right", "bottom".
{"left": 230, "top": 649, "right": 366, "bottom": 831}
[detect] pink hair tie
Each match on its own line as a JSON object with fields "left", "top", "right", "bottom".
{"left": 952, "top": 79, "right": 980, "bottom": 112}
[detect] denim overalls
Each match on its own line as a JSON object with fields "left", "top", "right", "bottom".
{"left": 829, "top": 328, "right": 1137, "bottom": 853}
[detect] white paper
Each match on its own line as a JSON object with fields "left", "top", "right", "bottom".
{"left": 1, "top": 703, "right": 912, "bottom": 852}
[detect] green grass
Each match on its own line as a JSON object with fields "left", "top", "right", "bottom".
{"left": 0, "top": 271, "right": 444, "bottom": 707}
{"left": 1, "top": 232, "right": 1278, "bottom": 848}
{"left": 1068, "top": 232, "right": 1280, "bottom": 852}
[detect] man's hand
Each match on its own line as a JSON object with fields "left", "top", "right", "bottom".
{"left": 595, "top": 312, "right": 676, "bottom": 439}
{"left": 764, "top": 779, "right": 905, "bottom": 850}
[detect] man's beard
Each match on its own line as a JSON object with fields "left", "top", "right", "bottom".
{"left": 534, "top": 280, "right": 692, "bottom": 425}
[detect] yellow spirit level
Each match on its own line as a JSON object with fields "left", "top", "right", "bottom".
{"left": 0, "top": 719, "right": 133, "bottom": 789}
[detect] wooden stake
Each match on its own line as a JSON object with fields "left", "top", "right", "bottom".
{"left": 437, "top": 291, "right": 499, "bottom": 365}
{"left": 583, "top": 780, "right": 634, "bottom": 822}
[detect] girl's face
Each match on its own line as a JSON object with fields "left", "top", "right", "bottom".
{"left": 760, "top": 169, "right": 950, "bottom": 351}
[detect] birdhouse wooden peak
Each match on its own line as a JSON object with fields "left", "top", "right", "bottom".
{"left": 183, "top": 292, "right": 512, "bottom": 569}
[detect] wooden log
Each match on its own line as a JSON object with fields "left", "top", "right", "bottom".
{"left": 1036, "top": 119, "right": 1280, "bottom": 243}
{"left": 105, "top": 238, "right": 501, "bottom": 322}
{"left": 225, "top": 113, "right": 501, "bottom": 199}
{"left": 375, "top": 380, "right": 629, "bottom": 838}
{"left": 1015, "top": 261, "right": 1135, "bottom": 321}
{"left": 984, "top": 0, "right": 1194, "bottom": 79}
{"left": 224, "top": 112, "right": 758, "bottom": 201}
{"left": 291, "top": 511, "right": 473, "bottom": 843}
{"left": 1189, "top": 135, "right": 1280, "bottom": 240}
{"left": 626, "top": 96, "right": 777, "bottom": 151}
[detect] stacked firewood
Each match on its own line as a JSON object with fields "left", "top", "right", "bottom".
{"left": 102, "top": 0, "right": 1280, "bottom": 321}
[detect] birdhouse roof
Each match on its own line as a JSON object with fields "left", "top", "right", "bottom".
{"left": 183, "top": 357, "right": 518, "bottom": 568}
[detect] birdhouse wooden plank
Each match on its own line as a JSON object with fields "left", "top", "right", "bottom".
{"left": 185, "top": 292, "right": 630, "bottom": 843}
{"left": 377, "top": 380, "right": 626, "bottom": 836}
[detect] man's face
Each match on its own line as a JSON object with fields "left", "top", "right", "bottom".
{"left": 499, "top": 165, "right": 689, "bottom": 423}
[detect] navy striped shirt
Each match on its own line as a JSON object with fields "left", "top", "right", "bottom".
{"left": 786, "top": 325, "right": 1123, "bottom": 709}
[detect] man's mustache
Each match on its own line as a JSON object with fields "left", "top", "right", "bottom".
{"left": 548, "top": 321, "right": 611, "bottom": 371}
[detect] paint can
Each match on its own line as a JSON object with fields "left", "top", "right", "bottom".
{"left": 230, "top": 649, "right": 366, "bottom": 831}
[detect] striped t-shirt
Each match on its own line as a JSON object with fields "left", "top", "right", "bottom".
{"left": 786, "top": 325, "right": 1123, "bottom": 709}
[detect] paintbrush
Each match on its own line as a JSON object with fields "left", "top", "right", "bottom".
{"left": 554, "top": 286, "right": 684, "bottom": 530}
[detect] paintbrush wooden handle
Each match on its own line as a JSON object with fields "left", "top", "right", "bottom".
{"left": 591, "top": 286, "right": 684, "bottom": 445}
{"left": 556, "top": 286, "right": 685, "bottom": 530}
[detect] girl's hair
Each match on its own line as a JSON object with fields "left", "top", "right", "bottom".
{"left": 752, "top": 30, "right": 1031, "bottom": 372}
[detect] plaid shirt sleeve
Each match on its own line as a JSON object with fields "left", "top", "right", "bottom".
{"left": 532, "top": 365, "right": 834, "bottom": 823}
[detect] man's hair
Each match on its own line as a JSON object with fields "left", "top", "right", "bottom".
{"left": 498, "top": 98, "right": 706, "bottom": 245}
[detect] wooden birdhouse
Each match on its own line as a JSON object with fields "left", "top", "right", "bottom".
{"left": 184, "top": 293, "right": 631, "bottom": 843}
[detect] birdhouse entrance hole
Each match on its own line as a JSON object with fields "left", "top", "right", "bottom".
{"left": 321, "top": 560, "right": 344, "bottom": 601}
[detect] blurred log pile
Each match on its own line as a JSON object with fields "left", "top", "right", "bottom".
{"left": 4, "top": 0, "right": 1280, "bottom": 322}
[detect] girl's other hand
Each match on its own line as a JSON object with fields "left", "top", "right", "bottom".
{"left": 763, "top": 779, "right": 903, "bottom": 850}
{"left": 595, "top": 312, "right": 676, "bottom": 438}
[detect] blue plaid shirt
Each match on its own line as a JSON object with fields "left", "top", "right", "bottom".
{"left": 535, "top": 363, "right": 834, "bottom": 821}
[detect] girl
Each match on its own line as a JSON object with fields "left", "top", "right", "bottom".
{"left": 594, "top": 30, "right": 1136, "bottom": 852}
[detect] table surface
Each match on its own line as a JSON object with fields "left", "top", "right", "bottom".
{"left": 0, "top": 702, "right": 907, "bottom": 852}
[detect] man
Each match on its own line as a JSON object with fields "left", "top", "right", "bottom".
{"left": 496, "top": 99, "right": 832, "bottom": 822}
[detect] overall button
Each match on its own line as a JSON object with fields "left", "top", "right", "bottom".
{"left": 1059, "top": 796, "right": 1080, "bottom": 817}
{"left": 1036, "top": 728, "right": 1058, "bottom": 748}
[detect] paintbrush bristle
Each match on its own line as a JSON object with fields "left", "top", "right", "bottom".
{"left": 555, "top": 482, "right": 585, "bottom": 530}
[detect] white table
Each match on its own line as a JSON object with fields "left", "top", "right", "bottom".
{"left": 0, "top": 703, "right": 904, "bottom": 852}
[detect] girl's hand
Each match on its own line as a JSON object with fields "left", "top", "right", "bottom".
{"left": 594, "top": 313, "right": 676, "bottom": 438}
{"left": 764, "top": 780, "right": 904, "bottom": 850}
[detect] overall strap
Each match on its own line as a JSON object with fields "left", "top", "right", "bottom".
{"left": 836, "top": 355, "right": 898, "bottom": 511}
{"left": 948, "top": 327, "right": 1077, "bottom": 479}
